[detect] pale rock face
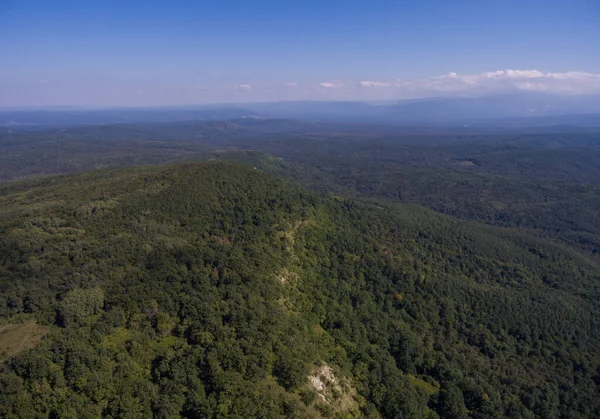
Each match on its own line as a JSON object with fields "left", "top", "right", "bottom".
{"left": 308, "top": 365, "right": 338, "bottom": 402}
{"left": 307, "top": 364, "right": 360, "bottom": 413}
{"left": 276, "top": 268, "right": 299, "bottom": 285}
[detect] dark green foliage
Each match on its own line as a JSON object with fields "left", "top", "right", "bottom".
{"left": 1, "top": 160, "right": 599, "bottom": 418}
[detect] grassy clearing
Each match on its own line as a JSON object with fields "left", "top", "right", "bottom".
{"left": 0, "top": 320, "right": 47, "bottom": 363}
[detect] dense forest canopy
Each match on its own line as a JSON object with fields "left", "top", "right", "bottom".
{"left": 4, "top": 120, "right": 599, "bottom": 260}
{"left": 1, "top": 119, "right": 600, "bottom": 418}
{"left": 4, "top": 0, "right": 600, "bottom": 415}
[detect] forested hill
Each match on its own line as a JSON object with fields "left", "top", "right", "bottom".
{"left": 1, "top": 161, "right": 599, "bottom": 418}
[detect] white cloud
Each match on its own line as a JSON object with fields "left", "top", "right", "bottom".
{"left": 187, "top": 71, "right": 600, "bottom": 101}
{"left": 376, "top": 69, "right": 600, "bottom": 96}
{"left": 278, "top": 70, "right": 600, "bottom": 101}
{"left": 171, "top": 70, "right": 600, "bottom": 103}
{"left": 360, "top": 81, "right": 391, "bottom": 88}
{"left": 487, "top": 69, "right": 545, "bottom": 79}
{"left": 37, "top": 79, "right": 50, "bottom": 84}
{"left": 319, "top": 82, "right": 344, "bottom": 89}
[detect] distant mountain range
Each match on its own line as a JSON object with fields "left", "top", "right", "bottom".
{"left": 241, "top": 93, "right": 600, "bottom": 125}
{"left": 381, "top": 93, "right": 600, "bottom": 123}
{"left": 2, "top": 93, "right": 600, "bottom": 129}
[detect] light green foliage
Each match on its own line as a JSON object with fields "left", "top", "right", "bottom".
{"left": 59, "top": 288, "right": 104, "bottom": 326}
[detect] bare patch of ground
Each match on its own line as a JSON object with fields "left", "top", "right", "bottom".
{"left": 452, "top": 159, "right": 477, "bottom": 168}
{"left": 275, "top": 267, "right": 300, "bottom": 285}
{"left": 307, "top": 364, "right": 361, "bottom": 416}
{"left": 0, "top": 320, "right": 47, "bottom": 363}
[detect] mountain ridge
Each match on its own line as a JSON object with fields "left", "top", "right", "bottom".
{"left": 3, "top": 93, "right": 600, "bottom": 128}
{"left": 1, "top": 160, "right": 599, "bottom": 418}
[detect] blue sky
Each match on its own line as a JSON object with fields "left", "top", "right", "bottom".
{"left": 1, "top": 0, "right": 599, "bottom": 106}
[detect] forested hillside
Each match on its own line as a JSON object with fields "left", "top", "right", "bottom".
{"left": 1, "top": 161, "right": 599, "bottom": 418}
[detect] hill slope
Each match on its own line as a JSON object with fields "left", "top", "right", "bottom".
{"left": 1, "top": 162, "right": 599, "bottom": 418}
